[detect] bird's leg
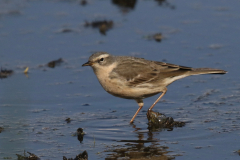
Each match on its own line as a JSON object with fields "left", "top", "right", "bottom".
{"left": 148, "top": 88, "right": 167, "bottom": 111}
{"left": 130, "top": 99, "right": 144, "bottom": 123}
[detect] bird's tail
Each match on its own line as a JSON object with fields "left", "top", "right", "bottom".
{"left": 189, "top": 68, "right": 227, "bottom": 75}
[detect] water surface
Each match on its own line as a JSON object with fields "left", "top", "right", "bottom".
{"left": 0, "top": 0, "right": 239, "bottom": 159}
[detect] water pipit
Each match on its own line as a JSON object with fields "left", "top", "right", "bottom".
{"left": 82, "top": 52, "right": 227, "bottom": 123}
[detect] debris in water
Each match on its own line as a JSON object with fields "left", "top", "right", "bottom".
{"left": 0, "top": 68, "right": 13, "bottom": 78}
{"left": 144, "top": 33, "right": 164, "bottom": 42}
{"left": 0, "top": 127, "right": 4, "bottom": 133}
{"left": 56, "top": 28, "right": 76, "bottom": 33}
{"left": 77, "top": 128, "right": 84, "bottom": 143}
{"left": 112, "top": 0, "right": 137, "bottom": 9}
{"left": 23, "top": 67, "right": 29, "bottom": 73}
{"left": 80, "top": 0, "right": 87, "bottom": 6}
{"left": 24, "top": 67, "right": 29, "bottom": 78}
{"left": 112, "top": 0, "right": 137, "bottom": 13}
{"left": 237, "top": 149, "right": 240, "bottom": 156}
{"left": 16, "top": 151, "right": 40, "bottom": 160}
{"left": 153, "top": 33, "right": 163, "bottom": 42}
{"left": 47, "top": 58, "right": 64, "bottom": 68}
{"left": 155, "top": 0, "right": 175, "bottom": 9}
{"left": 84, "top": 20, "right": 113, "bottom": 35}
{"left": 63, "top": 150, "right": 88, "bottom": 160}
{"left": 65, "top": 117, "right": 71, "bottom": 123}
{"left": 147, "top": 110, "right": 185, "bottom": 131}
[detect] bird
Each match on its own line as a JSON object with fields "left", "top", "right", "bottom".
{"left": 82, "top": 52, "right": 227, "bottom": 123}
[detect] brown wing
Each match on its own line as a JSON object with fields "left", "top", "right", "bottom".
{"left": 109, "top": 57, "right": 193, "bottom": 86}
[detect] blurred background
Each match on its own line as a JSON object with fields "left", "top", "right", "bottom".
{"left": 0, "top": 0, "right": 239, "bottom": 159}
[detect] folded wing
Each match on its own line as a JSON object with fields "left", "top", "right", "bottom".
{"left": 109, "top": 57, "right": 193, "bottom": 87}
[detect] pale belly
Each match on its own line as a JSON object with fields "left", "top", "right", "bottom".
{"left": 98, "top": 76, "right": 164, "bottom": 99}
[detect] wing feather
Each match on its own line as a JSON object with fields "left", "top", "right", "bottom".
{"left": 109, "top": 57, "right": 193, "bottom": 86}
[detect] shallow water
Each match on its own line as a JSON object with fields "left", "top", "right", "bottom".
{"left": 0, "top": 0, "right": 240, "bottom": 159}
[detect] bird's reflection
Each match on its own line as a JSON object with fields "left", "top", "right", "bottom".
{"left": 105, "top": 129, "right": 172, "bottom": 159}
{"left": 104, "top": 111, "right": 185, "bottom": 159}
{"left": 105, "top": 126, "right": 168, "bottom": 159}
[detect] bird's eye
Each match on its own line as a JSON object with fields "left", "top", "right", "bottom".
{"left": 99, "top": 58, "right": 104, "bottom": 62}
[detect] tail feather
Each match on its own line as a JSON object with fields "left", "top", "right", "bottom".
{"left": 190, "top": 68, "right": 227, "bottom": 75}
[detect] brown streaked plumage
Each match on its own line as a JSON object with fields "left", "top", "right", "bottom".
{"left": 82, "top": 52, "right": 227, "bottom": 123}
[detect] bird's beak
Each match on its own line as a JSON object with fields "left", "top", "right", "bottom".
{"left": 82, "top": 61, "right": 93, "bottom": 66}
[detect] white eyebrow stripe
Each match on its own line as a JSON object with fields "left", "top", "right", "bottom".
{"left": 93, "top": 54, "right": 110, "bottom": 61}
